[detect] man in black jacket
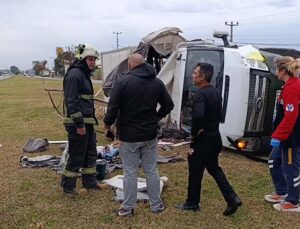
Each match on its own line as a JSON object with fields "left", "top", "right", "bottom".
{"left": 104, "top": 53, "right": 174, "bottom": 216}
{"left": 61, "top": 44, "right": 101, "bottom": 195}
{"left": 176, "top": 63, "right": 242, "bottom": 216}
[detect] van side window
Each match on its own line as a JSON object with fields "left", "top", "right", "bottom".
{"left": 181, "top": 50, "right": 224, "bottom": 131}
{"left": 184, "top": 50, "right": 224, "bottom": 93}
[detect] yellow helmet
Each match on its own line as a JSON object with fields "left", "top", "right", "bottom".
{"left": 76, "top": 44, "right": 99, "bottom": 60}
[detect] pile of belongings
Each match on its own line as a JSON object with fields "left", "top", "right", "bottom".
{"left": 20, "top": 139, "right": 65, "bottom": 171}
{"left": 21, "top": 138, "right": 62, "bottom": 169}
{"left": 96, "top": 144, "right": 121, "bottom": 174}
{"left": 20, "top": 155, "right": 61, "bottom": 168}
{"left": 20, "top": 138, "right": 185, "bottom": 174}
{"left": 157, "top": 153, "right": 184, "bottom": 163}
{"left": 97, "top": 145, "right": 119, "bottom": 161}
{"left": 102, "top": 175, "right": 168, "bottom": 202}
{"left": 23, "top": 138, "right": 49, "bottom": 153}
{"left": 158, "top": 128, "right": 189, "bottom": 140}
{"left": 156, "top": 117, "right": 191, "bottom": 150}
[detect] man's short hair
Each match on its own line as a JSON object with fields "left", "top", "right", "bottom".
{"left": 195, "top": 63, "right": 214, "bottom": 82}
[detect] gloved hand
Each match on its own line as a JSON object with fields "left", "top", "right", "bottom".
{"left": 270, "top": 138, "right": 280, "bottom": 148}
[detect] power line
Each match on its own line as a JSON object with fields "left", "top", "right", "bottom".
{"left": 185, "top": 9, "right": 300, "bottom": 30}
{"left": 238, "top": 9, "right": 300, "bottom": 23}
{"left": 235, "top": 33, "right": 300, "bottom": 37}
{"left": 113, "top": 32, "right": 122, "bottom": 50}
{"left": 236, "top": 42, "right": 300, "bottom": 47}
{"left": 236, "top": 38, "right": 299, "bottom": 41}
{"left": 225, "top": 21, "right": 239, "bottom": 42}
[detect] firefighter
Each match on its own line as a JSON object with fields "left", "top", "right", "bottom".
{"left": 176, "top": 63, "right": 242, "bottom": 216}
{"left": 268, "top": 56, "right": 300, "bottom": 212}
{"left": 61, "top": 44, "right": 101, "bottom": 195}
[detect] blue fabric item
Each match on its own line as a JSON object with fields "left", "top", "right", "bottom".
{"left": 104, "top": 148, "right": 119, "bottom": 161}
{"left": 271, "top": 138, "right": 280, "bottom": 148}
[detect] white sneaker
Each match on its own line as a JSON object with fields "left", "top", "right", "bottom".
{"left": 273, "top": 201, "right": 300, "bottom": 212}
{"left": 264, "top": 193, "right": 287, "bottom": 203}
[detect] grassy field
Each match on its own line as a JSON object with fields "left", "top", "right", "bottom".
{"left": 0, "top": 76, "right": 298, "bottom": 228}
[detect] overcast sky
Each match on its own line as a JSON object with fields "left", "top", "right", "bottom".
{"left": 0, "top": 0, "right": 300, "bottom": 70}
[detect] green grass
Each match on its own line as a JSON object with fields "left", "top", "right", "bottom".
{"left": 0, "top": 76, "right": 298, "bottom": 228}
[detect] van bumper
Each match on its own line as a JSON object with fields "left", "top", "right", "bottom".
{"left": 226, "top": 136, "right": 272, "bottom": 155}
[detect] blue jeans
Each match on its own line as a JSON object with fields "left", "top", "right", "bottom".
{"left": 269, "top": 146, "right": 300, "bottom": 205}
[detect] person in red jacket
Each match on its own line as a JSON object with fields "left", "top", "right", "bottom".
{"left": 270, "top": 56, "right": 300, "bottom": 212}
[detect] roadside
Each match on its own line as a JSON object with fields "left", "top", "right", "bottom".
{"left": 0, "top": 77, "right": 298, "bottom": 228}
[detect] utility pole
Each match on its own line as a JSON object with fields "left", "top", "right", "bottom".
{"left": 113, "top": 32, "right": 122, "bottom": 50}
{"left": 225, "top": 21, "right": 239, "bottom": 42}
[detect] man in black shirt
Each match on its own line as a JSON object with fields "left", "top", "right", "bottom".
{"left": 176, "top": 63, "right": 242, "bottom": 216}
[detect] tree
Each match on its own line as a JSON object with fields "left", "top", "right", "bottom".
{"left": 32, "top": 60, "right": 47, "bottom": 76}
{"left": 54, "top": 45, "right": 79, "bottom": 77}
{"left": 54, "top": 55, "right": 65, "bottom": 76}
{"left": 10, "top": 66, "right": 20, "bottom": 75}
{"left": 92, "top": 67, "right": 102, "bottom": 80}
{"left": 62, "top": 45, "right": 78, "bottom": 61}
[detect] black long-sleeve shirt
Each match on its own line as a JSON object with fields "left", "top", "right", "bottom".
{"left": 191, "top": 85, "right": 222, "bottom": 142}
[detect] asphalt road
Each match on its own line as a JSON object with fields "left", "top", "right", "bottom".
{"left": 0, "top": 75, "right": 102, "bottom": 84}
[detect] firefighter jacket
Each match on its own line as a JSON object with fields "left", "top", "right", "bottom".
{"left": 63, "top": 58, "right": 97, "bottom": 128}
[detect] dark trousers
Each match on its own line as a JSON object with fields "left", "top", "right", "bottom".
{"left": 269, "top": 146, "right": 300, "bottom": 204}
{"left": 281, "top": 146, "right": 300, "bottom": 205}
{"left": 187, "top": 135, "right": 237, "bottom": 205}
{"left": 62, "top": 124, "right": 98, "bottom": 189}
{"left": 268, "top": 147, "right": 287, "bottom": 195}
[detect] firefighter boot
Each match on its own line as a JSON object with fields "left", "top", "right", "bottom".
{"left": 60, "top": 175, "right": 78, "bottom": 195}
{"left": 82, "top": 174, "right": 101, "bottom": 190}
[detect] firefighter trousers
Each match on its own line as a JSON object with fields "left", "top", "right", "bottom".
{"left": 61, "top": 124, "right": 98, "bottom": 190}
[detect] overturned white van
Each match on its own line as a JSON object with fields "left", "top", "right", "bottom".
{"left": 156, "top": 36, "right": 286, "bottom": 156}
{"left": 103, "top": 27, "right": 299, "bottom": 156}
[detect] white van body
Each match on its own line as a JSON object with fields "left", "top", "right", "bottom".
{"left": 157, "top": 41, "right": 282, "bottom": 155}
{"left": 101, "top": 34, "right": 283, "bottom": 155}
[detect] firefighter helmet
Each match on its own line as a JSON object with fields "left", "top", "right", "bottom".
{"left": 76, "top": 44, "right": 99, "bottom": 60}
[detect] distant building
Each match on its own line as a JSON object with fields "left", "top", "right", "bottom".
{"left": 25, "top": 69, "right": 35, "bottom": 76}
{"left": 43, "top": 70, "right": 50, "bottom": 77}
{"left": 0, "top": 69, "right": 11, "bottom": 76}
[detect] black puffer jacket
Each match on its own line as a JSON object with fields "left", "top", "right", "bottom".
{"left": 104, "top": 63, "right": 174, "bottom": 142}
{"left": 63, "top": 58, "right": 96, "bottom": 128}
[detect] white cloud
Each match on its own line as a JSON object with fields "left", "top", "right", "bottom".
{"left": 0, "top": 0, "right": 299, "bottom": 69}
